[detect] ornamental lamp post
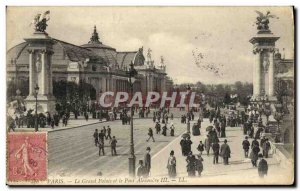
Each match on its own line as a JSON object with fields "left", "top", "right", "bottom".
{"left": 127, "top": 62, "right": 138, "bottom": 177}
{"left": 274, "top": 111, "right": 283, "bottom": 143}
{"left": 34, "top": 84, "right": 39, "bottom": 132}
{"left": 186, "top": 85, "right": 191, "bottom": 133}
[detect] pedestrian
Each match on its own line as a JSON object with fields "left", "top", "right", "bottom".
{"left": 220, "top": 139, "right": 231, "bottom": 165}
{"left": 93, "top": 129, "right": 99, "bottom": 146}
{"left": 102, "top": 126, "right": 107, "bottom": 139}
{"left": 106, "top": 126, "right": 112, "bottom": 140}
{"left": 212, "top": 141, "right": 220, "bottom": 164}
{"left": 170, "top": 123, "right": 175, "bottom": 136}
{"left": 251, "top": 138, "right": 259, "bottom": 149}
{"left": 204, "top": 135, "right": 211, "bottom": 155}
{"left": 98, "top": 130, "right": 105, "bottom": 144}
{"left": 242, "top": 136, "right": 250, "bottom": 158}
{"left": 98, "top": 141, "right": 105, "bottom": 156}
{"left": 110, "top": 136, "right": 117, "bottom": 156}
{"left": 137, "top": 160, "right": 146, "bottom": 178}
{"left": 50, "top": 118, "right": 55, "bottom": 129}
{"left": 258, "top": 154, "right": 268, "bottom": 178}
{"left": 197, "top": 141, "right": 204, "bottom": 155}
{"left": 167, "top": 150, "right": 177, "bottom": 178}
{"left": 250, "top": 145, "right": 260, "bottom": 167}
{"left": 186, "top": 151, "right": 196, "bottom": 177}
{"left": 262, "top": 138, "right": 271, "bottom": 158}
{"left": 220, "top": 121, "right": 226, "bottom": 138}
{"left": 162, "top": 124, "right": 168, "bottom": 136}
{"left": 260, "top": 135, "right": 267, "bottom": 147}
{"left": 248, "top": 125, "right": 254, "bottom": 139}
{"left": 155, "top": 122, "right": 161, "bottom": 134}
{"left": 84, "top": 112, "right": 89, "bottom": 121}
{"left": 180, "top": 137, "right": 187, "bottom": 156}
{"left": 146, "top": 128, "right": 155, "bottom": 142}
{"left": 243, "top": 122, "right": 248, "bottom": 135}
{"left": 186, "top": 137, "right": 193, "bottom": 154}
{"left": 195, "top": 154, "right": 204, "bottom": 177}
{"left": 144, "top": 147, "right": 151, "bottom": 177}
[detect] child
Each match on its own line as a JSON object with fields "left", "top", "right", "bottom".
{"left": 137, "top": 160, "right": 146, "bottom": 177}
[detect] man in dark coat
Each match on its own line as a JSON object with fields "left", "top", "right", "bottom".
{"left": 186, "top": 152, "right": 196, "bottom": 177}
{"left": 204, "top": 135, "right": 211, "bottom": 155}
{"left": 162, "top": 124, "right": 168, "bottom": 136}
{"left": 93, "top": 129, "right": 99, "bottom": 146}
{"left": 98, "top": 130, "right": 105, "bottom": 144}
{"left": 102, "top": 126, "right": 107, "bottom": 139}
{"left": 106, "top": 126, "right": 112, "bottom": 140}
{"left": 251, "top": 138, "right": 259, "bottom": 149}
{"left": 110, "top": 136, "right": 117, "bottom": 156}
{"left": 220, "top": 121, "right": 226, "bottom": 138}
{"left": 262, "top": 138, "right": 271, "bottom": 158}
{"left": 186, "top": 137, "right": 193, "bottom": 154}
{"left": 242, "top": 136, "right": 250, "bottom": 158}
{"left": 250, "top": 145, "right": 260, "bottom": 167}
{"left": 243, "top": 122, "right": 248, "bottom": 135}
{"left": 212, "top": 141, "right": 220, "bottom": 164}
{"left": 98, "top": 141, "right": 105, "bottom": 156}
{"left": 144, "top": 147, "right": 151, "bottom": 177}
{"left": 146, "top": 128, "right": 155, "bottom": 142}
{"left": 155, "top": 122, "right": 161, "bottom": 134}
{"left": 180, "top": 137, "right": 187, "bottom": 156}
{"left": 258, "top": 154, "right": 268, "bottom": 178}
{"left": 260, "top": 136, "right": 267, "bottom": 148}
{"left": 220, "top": 139, "right": 231, "bottom": 165}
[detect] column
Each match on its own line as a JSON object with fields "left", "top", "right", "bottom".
{"left": 28, "top": 50, "right": 34, "bottom": 95}
{"left": 40, "top": 51, "right": 45, "bottom": 95}
{"left": 268, "top": 51, "right": 275, "bottom": 97}
{"left": 48, "top": 51, "right": 53, "bottom": 96}
{"left": 254, "top": 50, "right": 261, "bottom": 97}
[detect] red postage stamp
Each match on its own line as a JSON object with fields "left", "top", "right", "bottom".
{"left": 7, "top": 132, "right": 47, "bottom": 182}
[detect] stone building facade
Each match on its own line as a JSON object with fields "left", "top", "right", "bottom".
{"left": 7, "top": 26, "right": 173, "bottom": 100}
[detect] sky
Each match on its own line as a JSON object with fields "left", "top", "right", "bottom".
{"left": 6, "top": 6, "right": 294, "bottom": 84}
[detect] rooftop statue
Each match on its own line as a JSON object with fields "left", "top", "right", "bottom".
{"left": 30, "top": 10, "right": 50, "bottom": 32}
{"left": 255, "top": 10, "right": 278, "bottom": 31}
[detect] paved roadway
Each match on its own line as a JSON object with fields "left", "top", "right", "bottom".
{"left": 48, "top": 116, "right": 188, "bottom": 178}
{"left": 47, "top": 112, "right": 293, "bottom": 185}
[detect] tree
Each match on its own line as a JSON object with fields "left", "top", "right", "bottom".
{"left": 223, "top": 92, "right": 231, "bottom": 105}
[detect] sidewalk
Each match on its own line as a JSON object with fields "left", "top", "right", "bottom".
{"left": 150, "top": 119, "right": 293, "bottom": 185}
{"left": 12, "top": 116, "right": 106, "bottom": 132}
{"left": 11, "top": 108, "right": 189, "bottom": 133}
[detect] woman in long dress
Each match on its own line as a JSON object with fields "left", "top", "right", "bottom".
{"left": 167, "top": 150, "right": 176, "bottom": 178}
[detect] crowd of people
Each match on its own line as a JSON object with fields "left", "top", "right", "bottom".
{"left": 93, "top": 125, "right": 118, "bottom": 156}
{"left": 137, "top": 104, "right": 270, "bottom": 179}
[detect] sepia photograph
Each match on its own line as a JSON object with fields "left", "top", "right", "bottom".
{"left": 5, "top": 6, "right": 295, "bottom": 186}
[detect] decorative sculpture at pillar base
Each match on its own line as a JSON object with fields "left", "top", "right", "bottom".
{"left": 24, "top": 29, "right": 56, "bottom": 114}
{"left": 25, "top": 95, "right": 56, "bottom": 113}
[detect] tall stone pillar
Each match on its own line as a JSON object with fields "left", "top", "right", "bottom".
{"left": 253, "top": 49, "right": 261, "bottom": 97}
{"left": 250, "top": 30, "right": 279, "bottom": 101}
{"left": 268, "top": 51, "right": 275, "bottom": 96}
{"left": 24, "top": 32, "right": 56, "bottom": 113}
{"left": 28, "top": 50, "right": 35, "bottom": 96}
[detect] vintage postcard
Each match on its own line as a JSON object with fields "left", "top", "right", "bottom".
{"left": 6, "top": 6, "right": 295, "bottom": 186}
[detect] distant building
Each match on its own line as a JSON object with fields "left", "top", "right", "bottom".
{"left": 274, "top": 50, "right": 294, "bottom": 144}
{"left": 7, "top": 26, "right": 173, "bottom": 100}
